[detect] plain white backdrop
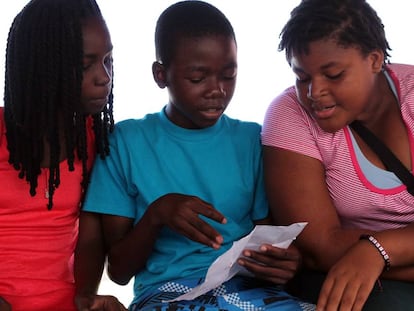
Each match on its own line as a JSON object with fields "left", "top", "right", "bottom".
{"left": 1, "top": 0, "right": 414, "bottom": 306}
{"left": 1, "top": 1, "right": 414, "bottom": 125}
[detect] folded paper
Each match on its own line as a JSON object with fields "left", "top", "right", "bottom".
{"left": 167, "top": 222, "right": 307, "bottom": 302}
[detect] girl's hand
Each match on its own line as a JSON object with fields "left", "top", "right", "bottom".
{"left": 147, "top": 193, "right": 226, "bottom": 249}
{"left": 316, "top": 241, "right": 385, "bottom": 311}
{"left": 75, "top": 294, "right": 128, "bottom": 311}
{"left": 237, "top": 244, "right": 301, "bottom": 284}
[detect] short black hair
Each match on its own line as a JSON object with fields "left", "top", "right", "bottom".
{"left": 4, "top": 0, "right": 114, "bottom": 209}
{"left": 154, "top": 0, "right": 236, "bottom": 67}
{"left": 279, "top": 0, "right": 391, "bottom": 64}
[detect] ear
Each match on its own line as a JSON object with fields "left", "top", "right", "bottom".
{"left": 369, "top": 49, "right": 385, "bottom": 73}
{"left": 152, "top": 61, "right": 167, "bottom": 88}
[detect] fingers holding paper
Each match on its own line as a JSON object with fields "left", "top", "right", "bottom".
{"left": 237, "top": 243, "right": 301, "bottom": 285}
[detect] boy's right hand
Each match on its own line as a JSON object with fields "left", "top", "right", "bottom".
{"left": 0, "top": 297, "right": 11, "bottom": 311}
{"left": 75, "top": 294, "right": 128, "bottom": 311}
{"left": 148, "top": 193, "right": 226, "bottom": 249}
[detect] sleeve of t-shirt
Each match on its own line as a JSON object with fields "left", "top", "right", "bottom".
{"left": 249, "top": 123, "right": 270, "bottom": 221}
{"left": 82, "top": 124, "right": 136, "bottom": 219}
{"left": 261, "top": 87, "right": 323, "bottom": 162}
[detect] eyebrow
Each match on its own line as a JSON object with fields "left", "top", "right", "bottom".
{"left": 83, "top": 44, "right": 113, "bottom": 58}
{"left": 292, "top": 61, "right": 339, "bottom": 74}
{"left": 83, "top": 50, "right": 113, "bottom": 61}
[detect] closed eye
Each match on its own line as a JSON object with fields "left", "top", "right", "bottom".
{"left": 326, "top": 71, "right": 344, "bottom": 80}
{"left": 188, "top": 77, "right": 204, "bottom": 83}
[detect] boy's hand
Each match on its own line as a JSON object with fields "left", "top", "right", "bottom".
{"left": 148, "top": 193, "right": 226, "bottom": 249}
{"left": 237, "top": 244, "right": 301, "bottom": 284}
{"left": 75, "top": 294, "right": 128, "bottom": 311}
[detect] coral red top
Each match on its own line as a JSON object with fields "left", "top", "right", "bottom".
{"left": 0, "top": 107, "right": 95, "bottom": 311}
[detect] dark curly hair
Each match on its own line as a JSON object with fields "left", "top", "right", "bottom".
{"left": 4, "top": 0, "right": 114, "bottom": 209}
{"left": 279, "top": 0, "right": 391, "bottom": 65}
{"left": 155, "top": 0, "right": 236, "bottom": 68}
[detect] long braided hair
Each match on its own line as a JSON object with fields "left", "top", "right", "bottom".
{"left": 4, "top": 0, "right": 114, "bottom": 209}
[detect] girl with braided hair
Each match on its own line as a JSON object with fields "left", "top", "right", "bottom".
{"left": 0, "top": 0, "right": 125, "bottom": 310}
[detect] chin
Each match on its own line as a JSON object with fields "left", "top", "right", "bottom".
{"left": 318, "top": 123, "right": 343, "bottom": 133}
{"left": 86, "top": 105, "right": 105, "bottom": 116}
{"left": 200, "top": 119, "right": 220, "bottom": 129}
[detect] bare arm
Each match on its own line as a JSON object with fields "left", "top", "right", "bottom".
{"left": 75, "top": 211, "right": 106, "bottom": 297}
{"left": 264, "top": 145, "right": 414, "bottom": 275}
{"left": 264, "top": 146, "right": 414, "bottom": 310}
{"left": 74, "top": 211, "right": 127, "bottom": 310}
{"left": 103, "top": 193, "right": 226, "bottom": 285}
{"left": 263, "top": 146, "right": 366, "bottom": 270}
{"left": 102, "top": 212, "right": 157, "bottom": 285}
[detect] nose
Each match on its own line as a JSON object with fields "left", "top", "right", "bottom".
{"left": 307, "top": 79, "right": 323, "bottom": 101}
{"left": 96, "top": 63, "right": 112, "bottom": 86}
{"left": 208, "top": 79, "right": 226, "bottom": 98}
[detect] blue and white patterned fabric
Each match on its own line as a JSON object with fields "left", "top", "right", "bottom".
{"left": 129, "top": 276, "right": 315, "bottom": 311}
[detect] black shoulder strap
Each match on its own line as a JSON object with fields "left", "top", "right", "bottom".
{"left": 349, "top": 120, "right": 414, "bottom": 196}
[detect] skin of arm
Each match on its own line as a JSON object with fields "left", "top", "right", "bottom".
{"left": 264, "top": 146, "right": 414, "bottom": 310}
{"left": 74, "top": 211, "right": 127, "bottom": 311}
{"left": 263, "top": 146, "right": 365, "bottom": 271}
{"left": 75, "top": 211, "right": 106, "bottom": 296}
{"left": 103, "top": 195, "right": 302, "bottom": 287}
{"left": 102, "top": 212, "right": 157, "bottom": 285}
{"left": 264, "top": 146, "right": 414, "bottom": 275}
{"left": 317, "top": 224, "right": 414, "bottom": 311}
{"left": 103, "top": 193, "right": 226, "bottom": 285}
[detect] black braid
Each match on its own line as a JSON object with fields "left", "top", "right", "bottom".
{"left": 4, "top": 0, "right": 114, "bottom": 210}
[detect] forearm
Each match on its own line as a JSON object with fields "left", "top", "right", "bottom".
{"left": 105, "top": 210, "right": 162, "bottom": 285}
{"left": 303, "top": 224, "right": 414, "bottom": 277}
{"left": 373, "top": 223, "right": 414, "bottom": 274}
{"left": 75, "top": 212, "right": 106, "bottom": 296}
{"left": 383, "top": 265, "right": 414, "bottom": 281}
{"left": 298, "top": 226, "right": 372, "bottom": 272}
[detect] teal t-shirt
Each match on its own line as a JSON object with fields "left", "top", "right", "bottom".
{"left": 83, "top": 108, "right": 268, "bottom": 303}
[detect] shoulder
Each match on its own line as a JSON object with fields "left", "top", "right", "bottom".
{"left": 266, "top": 86, "right": 300, "bottom": 117}
{"left": 386, "top": 63, "right": 414, "bottom": 92}
{"left": 221, "top": 115, "right": 262, "bottom": 138}
{"left": 262, "top": 86, "right": 308, "bottom": 129}
{"left": 386, "top": 63, "right": 414, "bottom": 77}
{"left": 262, "top": 86, "right": 315, "bottom": 140}
{"left": 112, "top": 112, "right": 160, "bottom": 137}
{"left": 387, "top": 64, "right": 414, "bottom": 106}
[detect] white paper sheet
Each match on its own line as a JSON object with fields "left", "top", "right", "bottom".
{"left": 167, "top": 222, "right": 307, "bottom": 302}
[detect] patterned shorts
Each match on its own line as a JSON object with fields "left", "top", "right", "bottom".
{"left": 129, "top": 276, "right": 315, "bottom": 311}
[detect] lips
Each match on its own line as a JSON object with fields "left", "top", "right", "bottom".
{"left": 90, "top": 97, "right": 108, "bottom": 105}
{"left": 199, "top": 106, "right": 225, "bottom": 119}
{"left": 86, "top": 97, "right": 108, "bottom": 114}
{"left": 311, "top": 103, "right": 336, "bottom": 119}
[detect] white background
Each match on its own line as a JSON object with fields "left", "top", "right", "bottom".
{"left": 1, "top": 1, "right": 414, "bottom": 125}
{"left": 1, "top": 0, "right": 413, "bottom": 306}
